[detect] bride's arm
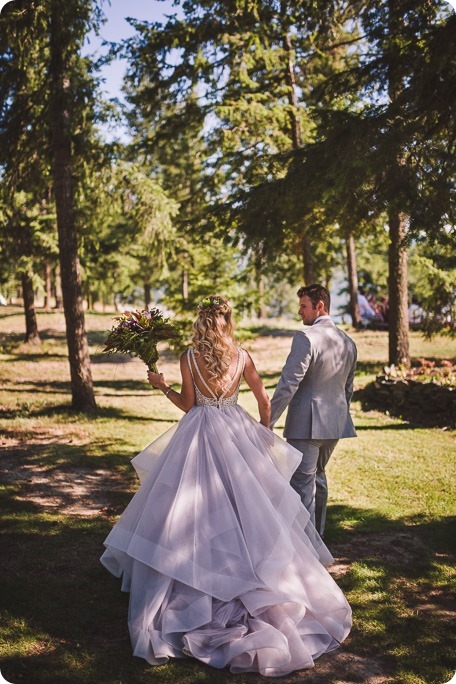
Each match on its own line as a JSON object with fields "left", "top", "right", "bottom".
{"left": 243, "top": 351, "right": 271, "bottom": 428}
{"left": 147, "top": 352, "right": 196, "bottom": 413}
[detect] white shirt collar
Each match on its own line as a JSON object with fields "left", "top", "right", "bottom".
{"left": 312, "top": 315, "right": 332, "bottom": 325}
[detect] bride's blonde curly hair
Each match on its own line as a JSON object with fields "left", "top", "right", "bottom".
{"left": 192, "top": 295, "right": 237, "bottom": 391}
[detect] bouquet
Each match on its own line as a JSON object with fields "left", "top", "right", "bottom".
{"left": 103, "top": 308, "right": 181, "bottom": 372}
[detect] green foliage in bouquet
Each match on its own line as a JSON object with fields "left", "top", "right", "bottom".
{"left": 103, "top": 309, "right": 181, "bottom": 372}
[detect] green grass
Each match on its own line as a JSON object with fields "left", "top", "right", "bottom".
{"left": 1, "top": 307, "right": 455, "bottom": 684}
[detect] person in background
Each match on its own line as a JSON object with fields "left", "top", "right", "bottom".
{"left": 377, "top": 295, "right": 389, "bottom": 323}
{"left": 408, "top": 295, "right": 425, "bottom": 327}
{"left": 357, "top": 287, "right": 377, "bottom": 325}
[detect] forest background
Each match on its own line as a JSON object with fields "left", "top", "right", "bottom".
{"left": 0, "top": 0, "right": 455, "bottom": 409}
{"left": 0, "top": 3, "right": 455, "bottom": 684}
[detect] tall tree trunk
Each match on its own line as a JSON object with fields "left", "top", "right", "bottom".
{"left": 21, "top": 273, "right": 41, "bottom": 344}
{"left": 144, "top": 283, "right": 152, "bottom": 309}
{"left": 49, "top": 3, "right": 95, "bottom": 411}
{"left": 282, "top": 17, "right": 315, "bottom": 283}
{"left": 387, "top": 210, "right": 409, "bottom": 366}
{"left": 254, "top": 244, "right": 267, "bottom": 318}
{"left": 44, "top": 259, "right": 52, "bottom": 310}
{"left": 53, "top": 263, "right": 63, "bottom": 308}
{"left": 387, "top": 0, "right": 410, "bottom": 367}
{"left": 257, "top": 274, "right": 266, "bottom": 319}
{"left": 346, "top": 231, "right": 361, "bottom": 328}
{"left": 87, "top": 286, "right": 93, "bottom": 311}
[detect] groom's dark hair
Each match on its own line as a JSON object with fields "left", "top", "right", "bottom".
{"left": 297, "top": 284, "right": 330, "bottom": 313}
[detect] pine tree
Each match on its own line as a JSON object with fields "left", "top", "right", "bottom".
{"left": 0, "top": 0, "right": 105, "bottom": 409}
{"left": 228, "top": 0, "right": 454, "bottom": 362}
{"left": 121, "top": 0, "right": 354, "bottom": 292}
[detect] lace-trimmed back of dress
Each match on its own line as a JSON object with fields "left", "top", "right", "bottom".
{"left": 188, "top": 348, "right": 245, "bottom": 407}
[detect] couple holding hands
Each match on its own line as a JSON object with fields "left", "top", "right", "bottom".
{"left": 101, "top": 284, "right": 357, "bottom": 677}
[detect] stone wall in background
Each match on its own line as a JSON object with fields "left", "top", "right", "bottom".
{"left": 364, "top": 376, "right": 456, "bottom": 428}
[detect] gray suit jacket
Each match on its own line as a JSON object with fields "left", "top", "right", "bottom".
{"left": 270, "top": 318, "right": 357, "bottom": 440}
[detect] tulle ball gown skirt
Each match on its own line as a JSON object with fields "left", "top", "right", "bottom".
{"left": 101, "top": 404, "right": 352, "bottom": 677}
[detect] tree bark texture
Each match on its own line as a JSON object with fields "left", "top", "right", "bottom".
{"left": 387, "top": 0, "right": 410, "bottom": 367}
{"left": 50, "top": 3, "right": 96, "bottom": 410}
{"left": 144, "top": 283, "right": 152, "bottom": 309}
{"left": 345, "top": 232, "right": 361, "bottom": 328}
{"left": 53, "top": 263, "right": 63, "bottom": 308}
{"left": 44, "top": 259, "right": 52, "bottom": 310}
{"left": 21, "top": 273, "right": 41, "bottom": 344}
{"left": 387, "top": 209, "right": 410, "bottom": 366}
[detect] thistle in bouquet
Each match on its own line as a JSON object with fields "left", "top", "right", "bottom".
{"left": 103, "top": 308, "right": 181, "bottom": 372}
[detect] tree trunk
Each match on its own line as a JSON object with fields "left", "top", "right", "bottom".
{"left": 144, "top": 283, "right": 152, "bottom": 309}
{"left": 49, "top": 3, "right": 96, "bottom": 411}
{"left": 87, "top": 287, "right": 93, "bottom": 311}
{"left": 44, "top": 259, "right": 52, "bottom": 310}
{"left": 387, "top": 209, "right": 409, "bottom": 366}
{"left": 21, "top": 273, "right": 41, "bottom": 344}
{"left": 387, "top": 0, "right": 410, "bottom": 367}
{"left": 345, "top": 231, "right": 361, "bottom": 328}
{"left": 254, "top": 244, "right": 267, "bottom": 318}
{"left": 53, "top": 263, "right": 63, "bottom": 308}
{"left": 282, "top": 17, "right": 315, "bottom": 284}
{"left": 257, "top": 274, "right": 266, "bottom": 319}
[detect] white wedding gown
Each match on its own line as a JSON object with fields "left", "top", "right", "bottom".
{"left": 101, "top": 348, "right": 352, "bottom": 677}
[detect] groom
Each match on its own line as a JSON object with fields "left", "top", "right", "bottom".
{"left": 270, "top": 284, "right": 357, "bottom": 536}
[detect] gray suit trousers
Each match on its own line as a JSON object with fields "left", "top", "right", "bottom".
{"left": 287, "top": 438, "right": 339, "bottom": 536}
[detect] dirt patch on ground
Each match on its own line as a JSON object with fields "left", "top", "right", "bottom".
{"left": 0, "top": 428, "right": 130, "bottom": 517}
{"left": 284, "top": 651, "right": 391, "bottom": 683}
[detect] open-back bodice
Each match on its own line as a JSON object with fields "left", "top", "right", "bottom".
{"left": 187, "top": 347, "right": 245, "bottom": 408}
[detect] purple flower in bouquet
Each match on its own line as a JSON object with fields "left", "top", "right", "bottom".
{"left": 102, "top": 308, "right": 181, "bottom": 372}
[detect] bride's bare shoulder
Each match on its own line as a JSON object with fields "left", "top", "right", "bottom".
{"left": 180, "top": 350, "right": 191, "bottom": 365}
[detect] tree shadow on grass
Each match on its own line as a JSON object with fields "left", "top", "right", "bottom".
{"left": 326, "top": 505, "right": 455, "bottom": 552}
{"left": 249, "top": 325, "right": 296, "bottom": 338}
{"left": 1, "top": 380, "right": 72, "bottom": 395}
{"left": 1, "top": 500, "right": 454, "bottom": 684}
{"left": 93, "top": 379, "right": 150, "bottom": 392}
{"left": 1, "top": 350, "right": 68, "bottom": 361}
{"left": 90, "top": 351, "right": 134, "bottom": 364}
{"left": 324, "top": 507, "right": 455, "bottom": 684}
{"left": 0, "top": 402, "right": 174, "bottom": 422}
{"left": 353, "top": 423, "right": 419, "bottom": 431}
{"left": 354, "top": 361, "right": 384, "bottom": 376}
{"left": 0, "top": 332, "right": 38, "bottom": 354}
{"left": 87, "top": 329, "right": 110, "bottom": 346}
{"left": 0, "top": 438, "right": 140, "bottom": 519}
{"left": 2, "top": 378, "right": 152, "bottom": 396}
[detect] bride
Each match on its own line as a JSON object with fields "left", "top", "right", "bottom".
{"left": 101, "top": 295, "right": 351, "bottom": 677}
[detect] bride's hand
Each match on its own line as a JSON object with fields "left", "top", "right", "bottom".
{"left": 147, "top": 371, "right": 166, "bottom": 390}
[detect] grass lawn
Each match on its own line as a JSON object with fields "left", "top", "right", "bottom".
{"left": 0, "top": 307, "right": 455, "bottom": 684}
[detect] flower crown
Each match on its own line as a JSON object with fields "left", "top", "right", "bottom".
{"left": 197, "top": 296, "right": 226, "bottom": 313}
